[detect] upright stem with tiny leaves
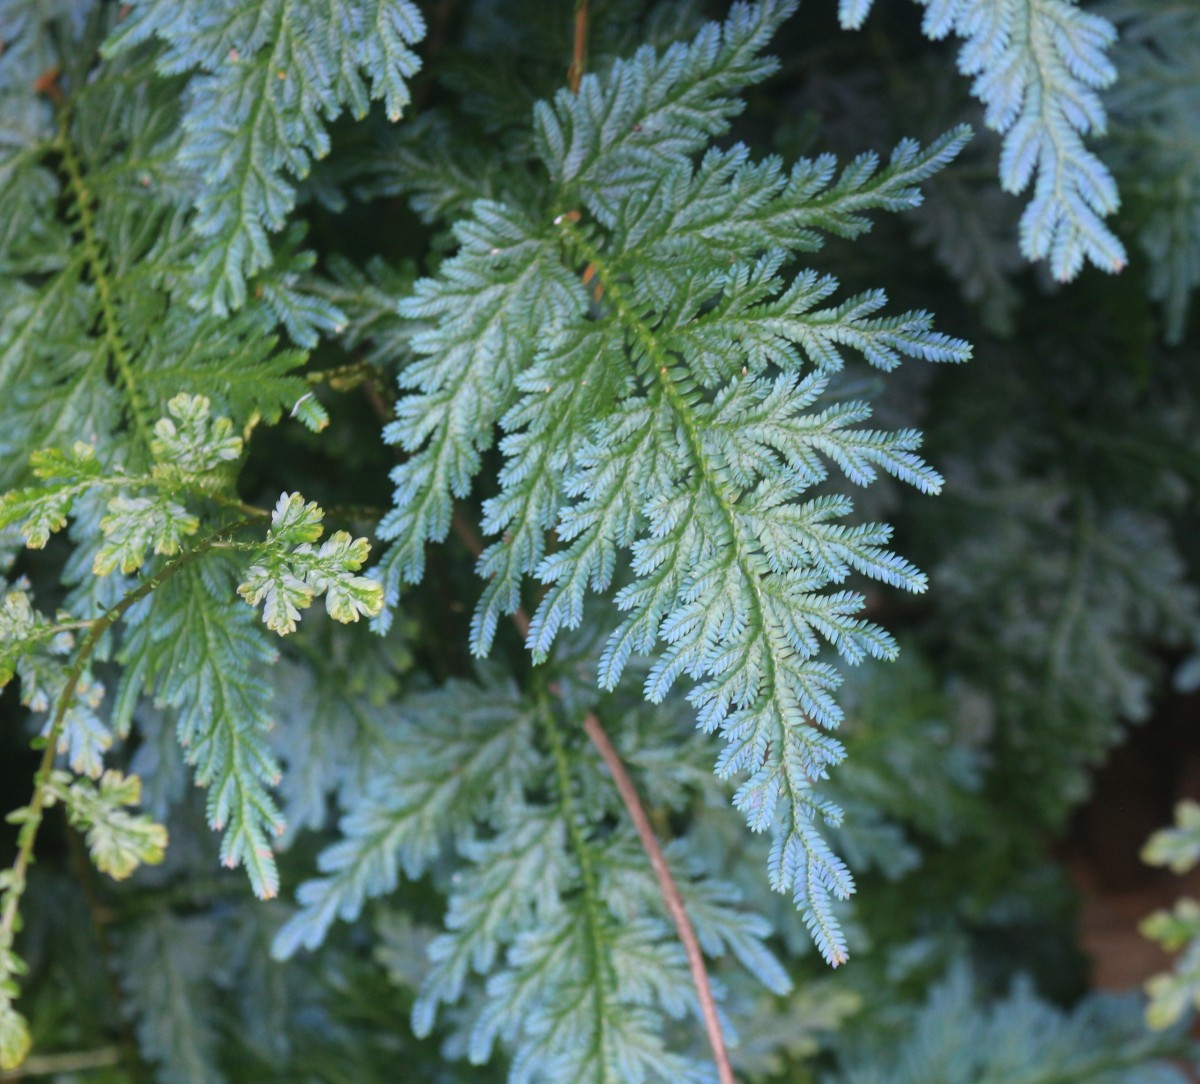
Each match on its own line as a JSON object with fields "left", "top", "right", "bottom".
{"left": 56, "top": 112, "right": 155, "bottom": 454}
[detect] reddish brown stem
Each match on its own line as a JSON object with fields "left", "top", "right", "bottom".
{"left": 567, "top": 0, "right": 589, "bottom": 93}
{"left": 451, "top": 501, "right": 735, "bottom": 1080}
{"left": 581, "top": 713, "right": 736, "bottom": 1084}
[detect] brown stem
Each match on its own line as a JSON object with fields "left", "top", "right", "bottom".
{"left": 449, "top": 506, "right": 533, "bottom": 638}
{"left": 567, "top": 0, "right": 589, "bottom": 93}
{"left": 451, "top": 503, "right": 734, "bottom": 1080}
{"left": 581, "top": 713, "right": 736, "bottom": 1084}
{"left": 450, "top": 503, "right": 484, "bottom": 556}
{"left": 365, "top": 382, "right": 391, "bottom": 420}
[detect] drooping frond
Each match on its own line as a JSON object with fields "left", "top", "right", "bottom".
{"left": 117, "top": 563, "right": 285, "bottom": 897}
{"left": 103, "top": 0, "right": 426, "bottom": 316}
{"left": 1103, "top": 0, "right": 1200, "bottom": 343}
{"left": 840, "top": 0, "right": 1126, "bottom": 280}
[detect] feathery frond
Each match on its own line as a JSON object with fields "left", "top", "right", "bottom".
{"left": 379, "top": 0, "right": 969, "bottom": 963}
{"left": 840, "top": 0, "right": 1126, "bottom": 279}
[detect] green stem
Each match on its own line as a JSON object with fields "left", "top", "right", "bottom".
{"left": 55, "top": 113, "right": 155, "bottom": 453}
{"left": 209, "top": 493, "right": 271, "bottom": 519}
{"left": 47, "top": 619, "right": 98, "bottom": 634}
{"left": 0, "top": 524, "right": 251, "bottom": 965}
{"left": 541, "top": 698, "right": 611, "bottom": 1075}
{"left": 3, "top": 1046, "right": 122, "bottom": 1079}
{"left": 303, "top": 360, "right": 383, "bottom": 391}
{"left": 560, "top": 218, "right": 785, "bottom": 738}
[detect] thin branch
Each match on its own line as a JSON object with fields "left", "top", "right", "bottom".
{"left": 451, "top": 501, "right": 734, "bottom": 1080}
{"left": 1, "top": 1046, "right": 121, "bottom": 1078}
{"left": 357, "top": 373, "right": 396, "bottom": 431}
{"left": 303, "top": 359, "right": 382, "bottom": 391}
{"left": 567, "top": 0, "right": 589, "bottom": 93}
{"left": 581, "top": 712, "right": 736, "bottom": 1084}
{"left": 450, "top": 502, "right": 485, "bottom": 558}
{"left": 210, "top": 492, "right": 271, "bottom": 519}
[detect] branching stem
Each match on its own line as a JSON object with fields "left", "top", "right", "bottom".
{"left": 0, "top": 524, "right": 252, "bottom": 971}
{"left": 3, "top": 1046, "right": 122, "bottom": 1078}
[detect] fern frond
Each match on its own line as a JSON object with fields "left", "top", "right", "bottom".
{"left": 238, "top": 492, "right": 384, "bottom": 634}
{"left": 424, "top": 712, "right": 718, "bottom": 1084}
{"left": 103, "top": 0, "right": 425, "bottom": 315}
{"left": 379, "top": 1, "right": 969, "bottom": 965}
{"left": 117, "top": 563, "right": 284, "bottom": 897}
{"left": 118, "top": 912, "right": 226, "bottom": 1084}
{"left": 517, "top": 236, "right": 958, "bottom": 963}
{"left": 272, "top": 675, "right": 540, "bottom": 957}
{"left": 264, "top": 613, "right": 412, "bottom": 841}
{"left": 594, "top": 832, "right": 793, "bottom": 997}
{"left": 412, "top": 808, "right": 572, "bottom": 1038}
{"left": 277, "top": 656, "right": 792, "bottom": 1076}
{"left": 374, "top": 202, "right": 584, "bottom": 600}
{"left": 362, "top": 113, "right": 515, "bottom": 227}
{"left": 1138, "top": 803, "right": 1200, "bottom": 1031}
{"left": 471, "top": 911, "right": 708, "bottom": 1084}
{"left": 0, "top": 579, "right": 117, "bottom": 779}
{"left": 1103, "top": 0, "right": 1200, "bottom": 343}
{"left": 0, "top": 27, "right": 314, "bottom": 492}
{"left": 534, "top": 0, "right": 797, "bottom": 222}
{"left": 47, "top": 769, "right": 168, "bottom": 880}
{"left": 841, "top": 0, "right": 1126, "bottom": 279}
{"left": 828, "top": 964, "right": 1192, "bottom": 1083}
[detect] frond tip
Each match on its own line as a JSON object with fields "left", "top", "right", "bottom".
{"left": 238, "top": 493, "right": 384, "bottom": 635}
{"left": 841, "top": 0, "right": 1126, "bottom": 280}
{"left": 103, "top": 0, "right": 426, "bottom": 316}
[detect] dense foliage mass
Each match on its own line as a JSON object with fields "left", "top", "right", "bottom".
{"left": 0, "top": 0, "right": 1197, "bottom": 1080}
